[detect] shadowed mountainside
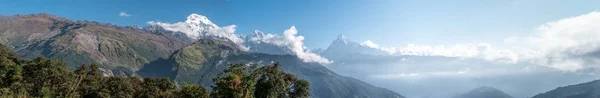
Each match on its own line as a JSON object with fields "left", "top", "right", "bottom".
{"left": 532, "top": 79, "right": 600, "bottom": 98}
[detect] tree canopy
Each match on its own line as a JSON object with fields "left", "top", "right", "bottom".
{"left": 0, "top": 44, "right": 310, "bottom": 98}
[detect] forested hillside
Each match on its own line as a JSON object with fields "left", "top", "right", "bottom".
{"left": 0, "top": 44, "right": 309, "bottom": 98}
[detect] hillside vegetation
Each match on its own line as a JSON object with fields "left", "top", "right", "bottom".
{"left": 0, "top": 44, "right": 309, "bottom": 98}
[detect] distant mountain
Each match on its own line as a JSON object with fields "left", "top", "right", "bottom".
{"left": 532, "top": 79, "right": 600, "bottom": 98}
{"left": 138, "top": 38, "right": 405, "bottom": 98}
{"left": 0, "top": 13, "right": 188, "bottom": 75}
{"left": 454, "top": 86, "right": 513, "bottom": 98}
{"left": 315, "top": 34, "right": 600, "bottom": 98}
{"left": 320, "top": 35, "right": 389, "bottom": 60}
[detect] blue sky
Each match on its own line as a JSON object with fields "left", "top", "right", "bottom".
{"left": 1, "top": 0, "right": 600, "bottom": 48}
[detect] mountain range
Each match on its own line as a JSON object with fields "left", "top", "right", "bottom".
{"left": 6, "top": 13, "right": 600, "bottom": 98}
{"left": 315, "top": 34, "right": 600, "bottom": 98}
{"left": 0, "top": 13, "right": 403, "bottom": 98}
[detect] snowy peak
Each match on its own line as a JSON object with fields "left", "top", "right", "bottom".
{"left": 185, "top": 14, "right": 217, "bottom": 27}
{"left": 334, "top": 34, "right": 350, "bottom": 44}
{"left": 322, "top": 35, "right": 393, "bottom": 57}
{"left": 252, "top": 30, "right": 264, "bottom": 35}
{"left": 147, "top": 13, "right": 243, "bottom": 45}
{"left": 249, "top": 30, "right": 266, "bottom": 40}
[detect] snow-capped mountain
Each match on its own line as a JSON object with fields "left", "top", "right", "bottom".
{"left": 147, "top": 14, "right": 243, "bottom": 45}
{"left": 320, "top": 35, "right": 392, "bottom": 59}
{"left": 148, "top": 14, "right": 304, "bottom": 56}
{"left": 148, "top": 14, "right": 330, "bottom": 64}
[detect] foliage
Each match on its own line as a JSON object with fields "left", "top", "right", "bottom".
{"left": 211, "top": 63, "right": 310, "bottom": 98}
{"left": 0, "top": 44, "right": 310, "bottom": 98}
{"left": 176, "top": 84, "right": 209, "bottom": 98}
{"left": 254, "top": 63, "right": 310, "bottom": 98}
{"left": 211, "top": 64, "right": 260, "bottom": 98}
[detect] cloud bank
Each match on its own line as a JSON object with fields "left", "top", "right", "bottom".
{"left": 356, "top": 11, "right": 600, "bottom": 72}
{"left": 516, "top": 11, "right": 600, "bottom": 71}
{"left": 246, "top": 27, "right": 332, "bottom": 64}
{"left": 360, "top": 40, "right": 399, "bottom": 54}
{"left": 358, "top": 40, "right": 519, "bottom": 63}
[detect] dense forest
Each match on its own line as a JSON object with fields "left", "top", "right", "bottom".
{"left": 0, "top": 44, "right": 309, "bottom": 98}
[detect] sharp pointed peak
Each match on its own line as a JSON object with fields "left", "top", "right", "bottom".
{"left": 337, "top": 34, "right": 347, "bottom": 40}
{"left": 252, "top": 30, "right": 264, "bottom": 34}
{"left": 334, "top": 34, "right": 350, "bottom": 44}
{"left": 185, "top": 13, "right": 217, "bottom": 27}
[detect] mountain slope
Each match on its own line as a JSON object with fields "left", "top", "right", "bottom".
{"left": 138, "top": 38, "right": 405, "bottom": 98}
{"left": 0, "top": 13, "right": 187, "bottom": 73}
{"left": 454, "top": 86, "right": 513, "bottom": 98}
{"left": 532, "top": 79, "right": 600, "bottom": 98}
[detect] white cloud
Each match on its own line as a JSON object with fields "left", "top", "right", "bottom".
{"left": 356, "top": 39, "right": 519, "bottom": 63}
{"left": 396, "top": 43, "right": 519, "bottom": 63}
{"left": 119, "top": 12, "right": 131, "bottom": 17}
{"left": 249, "top": 26, "right": 332, "bottom": 64}
{"left": 381, "top": 11, "right": 600, "bottom": 71}
{"left": 147, "top": 14, "right": 245, "bottom": 49}
{"left": 284, "top": 27, "right": 332, "bottom": 64}
{"left": 360, "top": 40, "right": 398, "bottom": 54}
{"left": 513, "top": 11, "right": 600, "bottom": 71}
{"left": 361, "top": 40, "right": 380, "bottom": 48}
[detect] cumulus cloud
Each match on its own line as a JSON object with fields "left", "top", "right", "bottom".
{"left": 248, "top": 26, "right": 332, "bottom": 64}
{"left": 283, "top": 27, "right": 332, "bottom": 64}
{"left": 512, "top": 11, "right": 600, "bottom": 71}
{"left": 119, "top": 12, "right": 131, "bottom": 17}
{"left": 364, "top": 11, "right": 600, "bottom": 71}
{"left": 147, "top": 14, "right": 245, "bottom": 47}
